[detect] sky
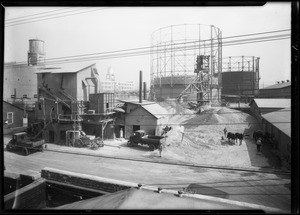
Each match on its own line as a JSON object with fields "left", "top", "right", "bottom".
{"left": 4, "top": 2, "right": 291, "bottom": 88}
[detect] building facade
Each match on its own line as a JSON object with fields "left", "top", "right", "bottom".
{"left": 259, "top": 81, "right": 291, "bottom": 98}
{"left": 114, "top": 100, "right": 168, "bottom": 138}
{"left": 249, "top": 98, "right": 291, "bottom": 121}
{"left": 261, "top": 108, "right": 291, "bottom": 169}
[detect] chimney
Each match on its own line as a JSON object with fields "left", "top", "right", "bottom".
{"left": 139, "top": 70, "right": 142, "bottom": 103}
{"left": 143, "top": 82, "right": 147, "bottom": 100}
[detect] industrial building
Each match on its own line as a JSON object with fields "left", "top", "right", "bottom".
{"left": 115, "top": 100, "right": 169, "bottom": 138}
{"left": 150, "top": 24, "right": 222, "bottom": 105}
{"left": 34, "top": 62, "right": 116, "bottom": 144}
{"left": 261, "top": 108, "right": 291, "bottom": 168}
{"left": 259, "top": 80, "right": 291, "bottom": 98}
{"left": 221, "top": 56, "right": 260, "bottom": 103}
{"left": 249, "top": 98, "right": 291, "bottom": 121}
{"left": 3, "top": 39, "right": 46, "bottom": 105}
{"left": 3, "top": 101, "right": 26, "bottom": 129}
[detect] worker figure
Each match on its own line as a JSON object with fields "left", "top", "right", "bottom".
{"left": 223, "top": 127, "right": 227, "bottom": 137}
{"left": 120, "top": 128, "right": 123, "bottom": 139}
{"left": 180, "top": 126, "right": 185, "bottom": 143}
{"left": 256, "top": 138, "right": 262, "bottom": 152}
{"left": 158, "top": 143, "right": 163, "bottom": 157}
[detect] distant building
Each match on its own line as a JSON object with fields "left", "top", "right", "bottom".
{"left": 99, "top": 69, "right": 138, "bottom": 92}
{"left": 115, "top": 100, "right": 168, "bottom": 138}
{"left": 249, "top": 98, "right": 291, "bottom": 121}
{"left": 261, "top": 108, "right": 291, "bottom": 168}
{"left": 259, "top": 81, "right": 291, "bottom": 98}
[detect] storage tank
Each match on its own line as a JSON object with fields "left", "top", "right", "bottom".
{"left": 221, "top": 56, "right": 260, "bottom": 101}
{"left": 150, "top": 24, "right": 222, "bottom": 103}
{"left": 28, "top": 39, "right": 45, "bottom": 66}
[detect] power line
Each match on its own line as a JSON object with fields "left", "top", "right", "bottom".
{"left": 3, "top": 32, "right": 290, "bottom": 67}
{"left": 5, "top": 7, "right": 112, "bottom": 27}
{"left": 43, "top": 148, "right": 291, "bottom": 175}
{"left": 5, "top": 7, "right": 91, "bottom": 24}
{"left": 5, "top": 7, "right": 73, "bottom": 21}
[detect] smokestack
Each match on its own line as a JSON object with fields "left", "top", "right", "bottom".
{"left": 143, "top": 82, "right": 147, "bottom": 100}
{"left": 139, "top": 70, "right": 142, "bottom": 103}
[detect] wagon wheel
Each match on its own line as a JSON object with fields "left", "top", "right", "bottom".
{"left": 22, "top": 147, "right": 29, "bottom": 156}
{"left": 149, "top": 144, "right": 155, "bottom": 151}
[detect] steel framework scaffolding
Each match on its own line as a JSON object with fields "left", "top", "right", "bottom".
{"left": 222, "top": 56, "right": 260, "bottom": 73}
{"left": 150, "top": 24, "right": 222, "bottom": 103}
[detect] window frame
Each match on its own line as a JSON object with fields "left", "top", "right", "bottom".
{"left": 7, "top": 112, "right": 14, "bottom": 124}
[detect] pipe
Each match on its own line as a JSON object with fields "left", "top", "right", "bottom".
{"left": 143, "top": 82, "right": 147, "bottom": 100}
{"left": 139, "top": 71, "right": 142, "bottom": 103}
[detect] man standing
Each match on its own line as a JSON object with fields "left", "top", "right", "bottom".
{"left": 223, "top": 127, "right": 227, "bottom": 137}
{"left": 256, "top": 138, "right": 262, "bottom": 152}
{"left": 180, "top": 126, "right": 185, "bottom": 143}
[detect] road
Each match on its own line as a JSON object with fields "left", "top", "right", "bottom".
{"left": 3, "top": 136, "right": 291, "bottom": 212}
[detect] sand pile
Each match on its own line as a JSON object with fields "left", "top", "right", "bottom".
{"left": 157, "top": 106, "right": 264, "bottom": 167}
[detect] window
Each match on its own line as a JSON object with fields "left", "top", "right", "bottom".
{"left": 7, "top": 112, "right": 13, "bottom": 124}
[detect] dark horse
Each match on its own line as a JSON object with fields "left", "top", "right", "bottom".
{"left": 227, "top": 132, "right": 236, "bottom": 144}
{"left": 235, "top": 133, "right": 244, "bottom": 145}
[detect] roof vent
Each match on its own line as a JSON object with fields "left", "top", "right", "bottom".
{"left": 286, "top": 80, "right": 289, "bottom": 82}
{"left": 277, "top": 81, "right": 280, "bottom": 84}
{"left": 281, "top": 81, "right": 285, "bottom": 83}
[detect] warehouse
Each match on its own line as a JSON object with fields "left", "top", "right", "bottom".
{"left": 261, "top": 108, "right": 291, "bottom": 168}
{"left": 249, "top": 98, "right": 291, "bottom": 121}
{"left": 259, "top": 81, "right": 291, "bottom": 98}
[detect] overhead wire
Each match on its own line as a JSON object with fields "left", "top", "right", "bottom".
{"left": 5, "top": 7, "right": 111, "bottom": 27}
{"left": 5, "top": 7, "right": 74, "bottom": 21}
{"left": 3, "top": 31, "right": 290, "bottom": 67}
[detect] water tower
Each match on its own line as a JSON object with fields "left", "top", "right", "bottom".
{"left": 28, "top": 39, "right": 45, "bottom": 66}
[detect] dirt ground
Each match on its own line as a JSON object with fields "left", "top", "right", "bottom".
{"left": 3, "top": 101, "right": 285, "bottom": 171}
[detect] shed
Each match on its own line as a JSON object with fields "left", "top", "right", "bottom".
{"left": 123, "top": 101, "right": 169, "bottom": 137}
{"left": 249, "top": 98, "right": 291, "bottom": 120}
{"left": 261, "top": 108, "right": 291, "bottom": 166}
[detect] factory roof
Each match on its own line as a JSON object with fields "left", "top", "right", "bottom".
{"left": 118, "top": 99, "right": 155, "bottom": 105}
{"left": 35, "top": 62, "right": 96, "bottom": 74}
{"left": 141, "top": 103, "right": 169, "bottom": 119}
{"left": 3, "top": 100, "right": 24, "bottom": 111}
{"left": 250, "top": 98, "right": 291, "bottom": 109}
{"left": 261, "top": 81, "right": 291, "bottom": 90}
{"left": 55, "top": 187, "right": 255, "bottom": 210}
{"left": 261, "top": 108, "right": 291, "bottom": 137}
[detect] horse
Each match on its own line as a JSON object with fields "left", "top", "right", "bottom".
{"left": 235, "top": 133, "right": 244, "bottom": 145}
{"left": 227, "top": 132, "right": 236, "bottom": 144}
